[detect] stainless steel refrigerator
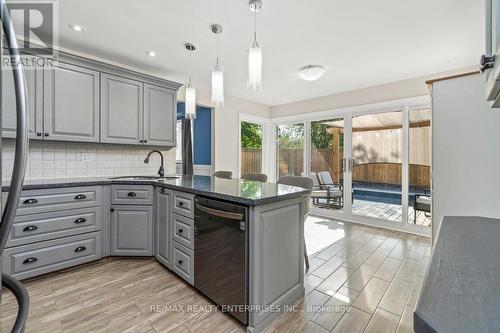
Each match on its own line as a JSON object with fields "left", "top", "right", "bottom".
{"left": 0, "top": 0, "right": 30, "bottom": 332}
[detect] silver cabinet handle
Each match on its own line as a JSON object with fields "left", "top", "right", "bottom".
{"left": 195, "top": 202, "right": 244, "bottom": 220}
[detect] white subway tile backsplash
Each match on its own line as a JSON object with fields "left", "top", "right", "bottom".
{"left": 2, "top": 141, "right": 176, "bottom": 181}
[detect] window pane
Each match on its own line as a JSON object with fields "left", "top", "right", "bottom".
{"left": 408, "top": 108, "right": 431, "bottom": 227}
{"left": 310, "top": 118, "right": 344, "bottom": 210}
{"left": 277, "top": 123, "right": 304, "bottom": 178}
{"left": 240, "top": 121, "right": 263, "bottom": 174}
{"left": 352, "top": 111, "right": 403, "bottom": 222}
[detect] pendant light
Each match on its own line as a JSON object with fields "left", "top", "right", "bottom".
{"left": 211, "top": 24, "right": 224, "bottom": 106}
{"left": 184, "top": 43, "right": 197, "bottom": 119}
{"left": 248, "top": 0, "right": 263, "bottom": 91}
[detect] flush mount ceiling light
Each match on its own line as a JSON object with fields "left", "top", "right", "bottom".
{"left": 247, "top": 0, "right": 263, "bottom": 91}
{"left": 146, "top": 50, "right": 157, "bottom": 57}
{"left": 211, "top": 24, "right": 224, "bottom": 106}
{"left": 68, "top": 24, "right": 86, "bottom": 32}
{"left": 184, "top": 43, "right": 197, "bottom": 120}
{"left": 299, "top": 65, "right": 326, "bottom": 81}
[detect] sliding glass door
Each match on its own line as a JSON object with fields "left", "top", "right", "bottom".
{"left": 274, "top": 104, "right": 431, "bottom": 235}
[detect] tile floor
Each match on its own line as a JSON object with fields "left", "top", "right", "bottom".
{"left": 0, "top": 216, "right": 431, "bottom": 333}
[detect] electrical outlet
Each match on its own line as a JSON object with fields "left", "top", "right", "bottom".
{"left": 81, "top": 153, "right": 94, "bottom": 162}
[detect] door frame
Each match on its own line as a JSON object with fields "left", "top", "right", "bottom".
{"left": 238, "top": 113, "right": 272, "bottom": 179}
{"left": 270, "top": 95, "right": 432, "bottom": 237}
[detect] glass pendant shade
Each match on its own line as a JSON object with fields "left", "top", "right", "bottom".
{"left": 185, "top": 83, "right": 196, "bottom": 119}
{"left": 247, "top": 41, "right": 262, "bottom": 91}
{"left": 211, "top": 65, "right": 224, "bottom": 106}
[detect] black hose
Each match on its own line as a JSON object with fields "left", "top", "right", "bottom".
{"left": 2, "top": 274, "right": 29, "bottom": 333}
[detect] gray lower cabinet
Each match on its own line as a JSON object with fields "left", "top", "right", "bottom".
{"left": 43, "top": 62, "right": 100, "bottom": 142}
{"left": 144, "top": 84, "right": 176, "bottom": 146}
{"left": 101, "top": 73, "right": 144, "bottom": 145}
{"left": 155, "top": 188, "right": 171, "bottom": 268}
{"left": 1, "top": 55, "right": 43, "bottom": 139}
{"left": 110, "top": 205, "right": 152, "bottom": 256}
{"left": 1, "top": 231, "right": 102, "bottom": 280}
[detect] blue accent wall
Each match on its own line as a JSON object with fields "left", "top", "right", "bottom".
{"left": 177, "top": 102, "right": 212, "bottom": 166}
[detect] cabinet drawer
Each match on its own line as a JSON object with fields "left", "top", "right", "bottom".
{"left": 172, "top": 191, "right": 195, "bottom": 219}
{"left": 172, "top": 242, "right": 194, "bottom": 285}
{"left": 172, "top": 214, "right": 194, "bottom": 250}
{"left": 111, "top": 185, "right": 153, "bottom": 205}
{"left": 1, "top": 232, "right": 102, "bottom": 280}
{"left": 6, "top": 207, "right": 102, "bottom": 248}
{"left": 14, "top": 186, "right": 102, "bottom": 215}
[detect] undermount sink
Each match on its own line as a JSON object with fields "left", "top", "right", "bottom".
{"left": 110, "top": 176, "right": 180, "bottom": 180}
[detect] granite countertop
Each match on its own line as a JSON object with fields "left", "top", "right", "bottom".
{"left": 1, "top": 175, "right": 310, "bottom": 206}
{"left": 414, "top": 216, "right": 500, "bottom": 333}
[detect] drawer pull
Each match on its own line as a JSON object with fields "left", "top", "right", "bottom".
{"left": 74, "top": 218, "right": 87, "bottom": 224}
{"left": 23, "top": 198, "right": 38, "bottom": 205}
{"left": 127, "top": 192, "right": 137, "bottom": 197}
{"left": 178, "top": 201, "right": 184, "bottom": 207}
{"left": 23, "top": 257, "right": 38, "bottom": 265}
{"left": 74, "top": 194, "right": 87, "bottom": 200}
{"left": 178, "top": 259, "right": 183, "bottom": 265}
{"left": 23, "top": 225, "right": 38, "bottom": 232}
{"left": 178, "top": 228, "right": 184, "bottom": 234}
{"left": 74, "top": 246, "right": 87, "bottom": 253}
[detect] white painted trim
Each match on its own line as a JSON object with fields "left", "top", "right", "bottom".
{"left": 238, "top": 113, "right": 272, "bottom": 179}
{"left": 271, "top": 95, "right": 431, "bottom": 124}
{"left": 401, "top": 107, "right": 410, "bottom": 226}
{"left": 193, "top": 164, "right": 213, "bottom": 176}
{"left": 309, "top": 210, "right": 432, "bottom": 237}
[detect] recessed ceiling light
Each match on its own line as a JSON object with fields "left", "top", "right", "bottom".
{"left": 146, "top": 50, "right": 157, "bottom": 57}
{"left": 68, "top": 24, "right": 85, "bottom": 32}
{"left": 299, "top": 65, "right": 326, "bottom": 81}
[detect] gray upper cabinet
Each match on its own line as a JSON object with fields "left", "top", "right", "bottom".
{"left": 101, "top": 74, "right": 144, "bottom": 145}
{"left": 2, "top": 56, "right": 43, "bottom": 139}
{"left": 155, "top": 188, "right": 171, "bottom": 267}
{"left": 43, "top": 62, "right": 100, "bottom": 142}
{"left": 110, "top": 205, "right": 152, "bottom": 256}
{"left": 144, "top": 84, "right": 176, "bottom": 146}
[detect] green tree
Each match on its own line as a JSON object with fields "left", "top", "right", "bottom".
{"left": 278, "top": 124, "right": 304, "bottom": 149}
{"left": 241, "top": 122, "right": 262, "bottom": 149}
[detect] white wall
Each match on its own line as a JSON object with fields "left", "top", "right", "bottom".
{"left": 270, "top": 67, "right": 477, "bottom": 118}
{"left": 432, "top": 73, "right": 500, "bottom": 238}
{"left": 178, "top": 85, "right": 271, "bottom": 177}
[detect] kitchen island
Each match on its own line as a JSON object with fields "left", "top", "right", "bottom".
{"left": 1, "top": 175, "right": 309, "bottom": 333}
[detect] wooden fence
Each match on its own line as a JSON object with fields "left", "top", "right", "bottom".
{"left": 241, "top": 149, "right": 262, "bottom": 174}
{"left": 242, "top": 148, "right": 430, "bottom": 187}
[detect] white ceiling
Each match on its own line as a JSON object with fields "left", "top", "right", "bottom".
{"left": 47, "top": 0, "right": 483, "bottom": 106}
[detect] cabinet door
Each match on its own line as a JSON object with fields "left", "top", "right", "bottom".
{"left": 144, "top": 84, "right": 176, "bottom": 146}
{"left": 110, "top": 205, "right": 152, "bottom": 256}
{"left": 155, "top": 188, "right": 171, "bottom": 267}
{"left": 2, "top": 56, "right": 42, "bottom": 139}
{"left": 43, "top": 62, "right": 99, "bottom": 142}
{"left": 101, "top": 73, "right": 144, "bottom": 144}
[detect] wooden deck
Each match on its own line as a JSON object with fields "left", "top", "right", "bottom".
{"left": 314, "top": 200, "right": 431, "bottom": 227}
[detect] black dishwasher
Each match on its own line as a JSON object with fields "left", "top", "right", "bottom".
{"left": 194, "top": 196, "right": 248, "bottom": 325}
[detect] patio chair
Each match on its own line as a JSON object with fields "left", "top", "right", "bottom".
{"left": 413, "top": 189, "right": 431, "bottom": 223}
{"left": 213, "top": 170, "right": 232, "bottom": 179}
{"left": 316, "top": 171, "right": 343, "bottom": 208}
{"left": 241, "top": 173, "right": 268, "bottom": 182}
{"left": 277, "top": 176, "right": 313, "bottom": 271}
